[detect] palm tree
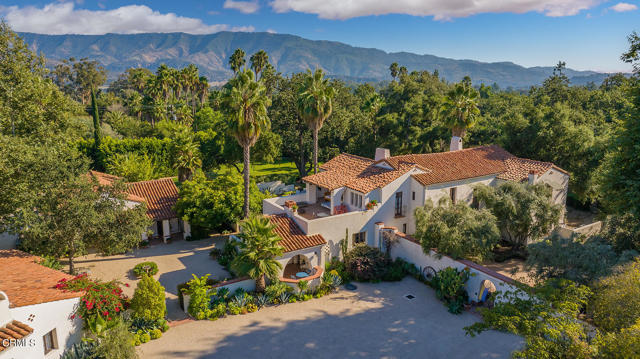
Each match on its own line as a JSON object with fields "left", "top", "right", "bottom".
{"left": 222, "top": 69, "right": 271, "bottom": 218}
{"left": 440, "top": 81, "right": 480, "bottom": 139}
{"left": 231, "top": 216, "right": 284, "bottom": 292}
{"left": 389, "top": 62, "right": 399, "bottom": 81}
{"left": 196, "top": 76, "right": 209, "bottom": 108}
{"left": 250, "top": 50, "right": 269, "bottom": 80}
{"left": 173, "top": 138, "right": 202, "bottom": 182}
{"left": 364, "top": 93, "right": 384, "bottom": 143}
{"left": 297, "top": 69, "right": 335, "bottom": 174}
{"left": 229, "top": 48, "right": 246, "bottom": 74}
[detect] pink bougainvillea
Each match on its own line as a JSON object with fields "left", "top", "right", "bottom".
{"left": 56, "top": 273, "right": 128, "bottom": 324}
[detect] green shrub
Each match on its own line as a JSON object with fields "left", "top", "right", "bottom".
{"left": 92, "top": 319, "right": 138, "bottom": 359}
{"left": 432, "top": 267, "right": 470, "bottom": 314}
{"left": 130, "top": 275, "right": 166, "bottom": 321}
{"left": 177, "top": 276, "right": 220, "bottom": 311}
{"left": 265, "top": 280, "right": 292, "bottom": 302}
{"left": 61, "top": 341, "right": 97, "bottom": 359}
{"left": 39, "top": 255, "right": 62, "bottom": 270}
{"left": 228, "top": 302, "right": 242, "bottom": 315}
{"left": 183, "top": 274, "right": 212, "bottom": 319}
{"left": 133, "top": 334, "right": 141, "bottom": 346}
{"left": 246, "top": 303, "right": 258, "bottom": 313}
{"left": 139, "top": 332, "right": 151, "bottom": 344}
{"left": 590, "top": 260, "right": 640, "bottom": 332}
{"left": 158, "top": 320, "right": 170, "bottom": 333}
{"left": 302, "top": 294, "right": 313, "bottom": 301}
{"left": 594, "top": 322, "right": 640, "bottom": 358}
{"left": 133, "top": 262, "right": 159, "bottom": 277}
{"left": 149, "top": 329, "right": 162, "bottom": 340}
{"left": 326, "top": 257, "right": 352, "bottom": 283}
{"left": 344, "top": 244, "right": 389, "bottom": 281}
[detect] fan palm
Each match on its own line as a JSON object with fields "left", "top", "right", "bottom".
{"left": 173, "top": 139, "right": 201, "bottom": 182}
{"left": 231, "top": 216, "right": 284, "bottom": 292}
{"left": 440, "top": 81, "right": 480, "bottom": 138}
{"left": 229, "top": 48, "right": 246, "bottom": 74}
{"left": 297, "top": 69, "right": 335, "bottom": 174}
{"left": 250, "top": 50, "right": 269, "bottom": 80}
{"left": 221, "top": 69, "right": 271, "bottom": 218}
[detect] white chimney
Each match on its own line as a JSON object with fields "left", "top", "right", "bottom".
{"left": 450, "top": 136, "right": 463, "bottom": 151}
{"left": 528, "top": 171, "right": 537, "bottom": 185}
{"left": 375, "top": 148, "right": 390, "bottom": 161}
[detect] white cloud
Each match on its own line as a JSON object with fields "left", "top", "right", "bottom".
{"left": 269, "top": 0, "right": 603, "bottom": 20}
{"left": 266, "top": 28, "right": 277, "bottom": 33}
{"left": 224, "top": 0, "right": 261, "bottom": 14}
{"left": 610, "top": 2, "right": 638, "bottom": 12}
{"left": 0, "top": 2, "right": 254, "bottom": 35}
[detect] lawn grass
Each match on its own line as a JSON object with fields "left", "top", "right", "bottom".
{"left": 214, "top": 159, "right": 299, "bottom": 180}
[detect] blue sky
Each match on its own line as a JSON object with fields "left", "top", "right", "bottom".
{"left": 0, "top": 0, "right": 638, "bottom": 72}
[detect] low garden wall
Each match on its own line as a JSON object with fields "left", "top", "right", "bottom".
{"left": 555, "top": 221, "right": 602, "bottom": 240}
{"left": 389, "top": 232, "right": 518, "bottom": 303}
{"left": 280, "top": 266, "right": 324, "bottom": 291}
{"left": 183, "top": 277, "right": 255, "bottom": 315}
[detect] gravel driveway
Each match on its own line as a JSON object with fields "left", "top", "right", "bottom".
{"left": 71, "top": 238, "right": 230, "bottom": 320}
{"left": 138, "top": 278, "right": 522, "bottom": 358}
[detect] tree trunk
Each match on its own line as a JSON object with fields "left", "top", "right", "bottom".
{"left": 313, "top": 126, "right": 319, "bottom": 174}
{"left": 298, "top": 130, "right": 307, "bottom": 178}
{"left": 243, "top": 145, "right": 251, "bottom": 219}
{"left": 256, "top": 274, "right": 266, "bottom": 293}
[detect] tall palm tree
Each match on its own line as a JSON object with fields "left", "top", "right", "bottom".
{"left": 222, "top": 69, "right": 271, "bottom": 218}
{"left": 440, "top": 81, "right": 480, "bottom": 139}
{"left": 229, "top": 48, "right": 246, "bottom": 74}
{"left": 364, "top": 93, "right": 384, "bottom": 143}
{"left": 197, "top": 76, "right": 209, "bottom": 108}
{"left": 231, "top": 216, "right": 283, "bottom": 292}
{"left": 250, "top": 50, "right": 269, "bottom": 80}
{"left": 297, "top": 69, "right": 335, "bottom": 174}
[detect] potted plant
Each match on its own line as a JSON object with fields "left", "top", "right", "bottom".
{"left": 291, "top": 203, "right": 299, "bottom": 213}
{"left": 365, "top": 200, "right": 378, "bottom": 210}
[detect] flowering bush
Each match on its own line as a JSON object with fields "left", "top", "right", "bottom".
{"left": 56, "top": 273, "right": 128, "bottom": 328}
{"left": 344, "top": 244, "right": 389, "bottom": 281}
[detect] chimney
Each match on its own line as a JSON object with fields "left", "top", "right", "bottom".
{"left": 528, "top": 170, "right": 537, "bottom": 185}
{"left": 375, "top": 148, "right": 390, "bottom": 161}
{"left": 450, "top": 136, "right": 463, "bottom": 151}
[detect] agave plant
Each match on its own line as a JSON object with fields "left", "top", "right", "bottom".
{"left": 277, "top": 291, "right": 291, "bottom": 305}
{"left": 255, "top": 293, "right": 269, "bottom": 308}
{"left": 60, "top": 341, "right": 97, "bottom": 359}
{"left": 231, "top": 294, "right": 249, "bottom": 308}
{"left": 216, "top": 287, "right": 230, "bottom": 300}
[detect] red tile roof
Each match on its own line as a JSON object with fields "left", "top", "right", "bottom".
{"left": 267, "top": 214, "right": 326, "bottom": 253}
{"left": 303, "top": 146, "right": 568, "bottom": 192}
{"left": 0, "top": 250, "right": 82, "bottom": 308}
{"left": 87, "top": 171, "right": 147, "bottom": 203}
{"left": 0, "top": 320, "right": 34, "bottom": 353}
{"left": 127, "top": 178, "right": 179, "bottom": 221}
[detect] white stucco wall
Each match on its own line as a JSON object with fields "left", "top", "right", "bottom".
{"left": 276, "top": 246, "right": 325, "bottom": 274}
{"left": 389, "top": 234, "right": 518, "bottom": 302}
{"left": 423, "top": 175, "right": 497, "bottom": 207}
{"left": 535, "top": 168, "right": 570, "bottom": 223}
{"left": 5, "top": 297, "right": 82, "bottom": 359}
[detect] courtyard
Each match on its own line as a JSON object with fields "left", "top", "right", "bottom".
{"left": 69, "top": 238, "right": 230, "bottom": 320}
{"left": 137, "top": 278, "right": 523, "bottom": 358}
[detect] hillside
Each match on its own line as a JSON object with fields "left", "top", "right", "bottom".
{"left": 19, "top": 31, "right": 609, "bottom": 88}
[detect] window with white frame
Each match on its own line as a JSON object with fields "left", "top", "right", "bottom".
{"left": 350, "top": 191, "right": 363, "bottom": 208}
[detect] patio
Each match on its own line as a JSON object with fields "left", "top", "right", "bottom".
{"left": 138, "top": 278, "right": 523, "bottom": 358}
{"left": 296, "top": 202, "right": 331, "bottom": 220}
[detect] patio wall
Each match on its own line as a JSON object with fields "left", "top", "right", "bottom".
{"left": 386, "top": 229, "right": 520, "bottom": 303}
{"left": 555, "top": 221, "right": 602, "bottom": 240}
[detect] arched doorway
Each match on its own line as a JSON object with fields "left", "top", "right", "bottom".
{"left": 283, "top": 254, "right": 312, "bottom": 280}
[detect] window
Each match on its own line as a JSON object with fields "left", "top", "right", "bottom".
{"left": 350, "top": 192, "right": 362, "bottom": 208}
{"left": 395, "top": 192, "right": 404, "bottom": 217}
{"left": 43, "top": 329, "right": 58, "bottom": 354}
{"left": 402, "top": 223, "right": 407, "bottom": 233}
{"left": 352, "top": 231, "right": 366, "bottom": 245}
{"left": 449, "top": 187, "right": 457, "bottom": 204}
{"left": 412, "top": 191, "right": 416, "bottom": 201}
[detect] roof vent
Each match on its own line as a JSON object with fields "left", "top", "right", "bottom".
{"left": 375, "top": 148, "right": 390, "bottom": 161}
{"left": 405, "top": 294, "right": 415, "bottom": 300}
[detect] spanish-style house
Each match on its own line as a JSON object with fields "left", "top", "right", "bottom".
{"left": 88, "top": 171, "right": 191, "bottom": 242}
{"left": 0, "top": 250, "right": 83, "bottom": 358}
{"left": 263, "top": 143, "right": 569, "bottom": 271}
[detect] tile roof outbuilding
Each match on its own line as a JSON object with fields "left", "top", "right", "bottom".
{"left": 126, "top": 178, "right": 179, "bottom": 221}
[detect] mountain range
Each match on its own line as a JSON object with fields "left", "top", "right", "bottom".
{"left": 19, "top": 31, "right": 611, "bottom": 88}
